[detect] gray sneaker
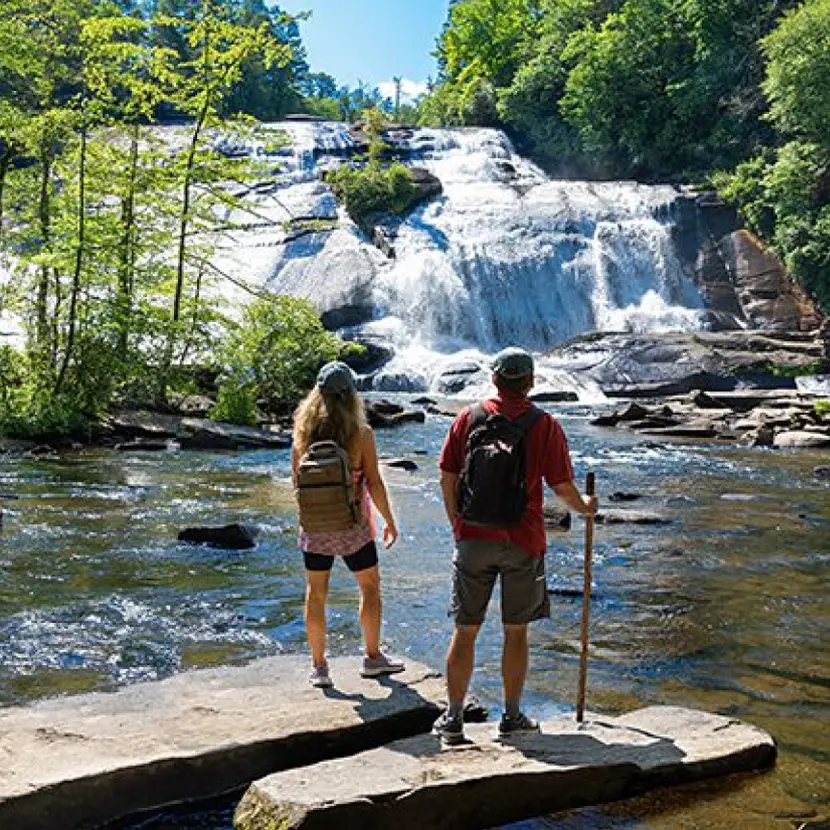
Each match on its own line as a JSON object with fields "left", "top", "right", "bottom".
{"left": 309, "top": 664, "right": 333, "bottom": 688}
{"left": 360, "top": 651, "right": 405, "bottom": 678}
{"left": 432, "top": 711, "right": 465, "bottom": 746}
{"left": 498, "top": 712, "right": 540, "bottom": 739}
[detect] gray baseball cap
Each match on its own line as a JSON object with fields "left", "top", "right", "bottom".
{"left": 317, "top": 361, "right": 356, "bottom": 394}
{"left": 491, "top": 347, "right": 534, "bottom": 379}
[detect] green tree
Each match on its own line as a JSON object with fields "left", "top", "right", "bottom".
{"left": 762, "top": 0, "right": 830, "bottom": 146}
{"left": 421, "top": 0, "right": 539, "bottom": 127}
{"left": 154, "top": 0, "right": 289, "bottom": 398}
{"left": 716, "top": 0, "right": 830, "bottom": 313}
{"left": 215, "top": 296, "right": 342, "bottom": 418}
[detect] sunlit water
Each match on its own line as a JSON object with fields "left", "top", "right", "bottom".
{"left": 1, "top": 406, "right": 828, "bottom": 829}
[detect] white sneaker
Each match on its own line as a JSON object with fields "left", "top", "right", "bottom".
{"left": 309, "top": 664, "right": 333, "bottom": 688}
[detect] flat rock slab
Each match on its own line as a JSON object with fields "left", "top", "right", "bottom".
{"left": 0, "top": 656, "right": 443, "bottom": 830}
{"left": 235, "top": 706, "right": 776, "bottom": 830}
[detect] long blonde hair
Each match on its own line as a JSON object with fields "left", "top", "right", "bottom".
{"left": 293, "top": 385, "right": 368, "bottom": 458}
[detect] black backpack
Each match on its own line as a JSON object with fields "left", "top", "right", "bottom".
{"left": 457, "top": 404, "right": 544, "bottom": 527}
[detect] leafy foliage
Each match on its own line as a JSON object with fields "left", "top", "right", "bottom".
{"left": 326, "top": 108, "right": 419, "bottom": 226}
{"left": 714, "top": 0, "right": 830, "bottom": 313}
{"left": 328, "top": 164, "right": 418, "bottom": 227}
{"left": 425, "top": 0, "right": 829, "bottom": 310}
{"left": 423, "top": 0, "right": 786, "bottom": 180}
{"left": 215, "top": 297, "right": 342, "bottom": 418}
{"left": 0, "top": 0, "right": 340, "bottom": 438}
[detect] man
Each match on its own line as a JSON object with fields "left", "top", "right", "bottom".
{"left": 433, "top": 347, "right": 598, "bottom": 745}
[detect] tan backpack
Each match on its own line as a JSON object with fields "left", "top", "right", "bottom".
{"left": 295, "top": 440, "right": 361, "bottom": 532}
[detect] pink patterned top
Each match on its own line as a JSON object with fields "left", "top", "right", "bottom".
{"left": 298, "top": 470, "right": 375, "bottom": 555}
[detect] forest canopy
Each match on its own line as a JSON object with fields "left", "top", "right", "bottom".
{"left": 0, "top": 0, "right": 400, "bottom": 438}
{"left": 420, "top": 0, "right": 830, "bottom": 311}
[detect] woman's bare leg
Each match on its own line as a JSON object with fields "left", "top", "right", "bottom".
{"left": 353, "top": 565, "right": 381, "bottom": 658}
{"left": 305, "top": 569, "right": 331, "bottom": 667}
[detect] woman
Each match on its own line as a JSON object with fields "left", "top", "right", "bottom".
{"left": 292, "top": 361, "right": 404, "bottom": 688}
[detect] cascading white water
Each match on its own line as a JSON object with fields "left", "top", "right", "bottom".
{"left": 213, "top": 121, "right": 706, "bottom": 396}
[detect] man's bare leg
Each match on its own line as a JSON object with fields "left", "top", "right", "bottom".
{"left": 446, "top": 624, "right": 480, "bottom": 717}
{"left": 502, "top": 623, "right": 529, "bottom": 718}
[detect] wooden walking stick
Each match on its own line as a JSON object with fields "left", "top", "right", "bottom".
{"left": 576, "top": 472, "right": 596, "bottom": 724}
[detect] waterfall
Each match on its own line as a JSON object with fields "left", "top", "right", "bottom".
{"left": 212, "top": 122, "right": 706, "bottom": 396}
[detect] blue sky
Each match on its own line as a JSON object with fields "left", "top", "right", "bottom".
{"left": 279, "top": 0, "right": 449, "bottom": 99}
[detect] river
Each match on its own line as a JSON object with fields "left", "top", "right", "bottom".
{"left": 1, "top": 405, "right": 828, "bottom": 829}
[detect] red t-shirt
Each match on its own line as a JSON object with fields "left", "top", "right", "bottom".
{"left": 438, "top": 392, "right": 575, "bottom": 557}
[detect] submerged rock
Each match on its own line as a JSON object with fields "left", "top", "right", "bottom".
{"left": 382, "top": 458, "right": 419, "bottom": 472}
{"left": 595, "top": 510, "right": 671, "bottom": 525}
{"left": 178, "top": 523, "right": 260, "bottom": 550}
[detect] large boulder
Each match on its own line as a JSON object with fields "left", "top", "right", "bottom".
{"left": 0, "top": 657, "right": 444, "bottom": 830}
{"left": 773, "top": 430, "right": 830, "bottom": 449}
{"left": 552, "top": 330, "right": 823, "bottom": 398}
{"left": 320, "top": 304, "right": 376, "bottom": 331}
{"left": 235, "top": 706, "right": 776, "bottom": 830}
{"left": 341, "top": 339, "right": 394, "bottom": 374}
{"left": 717, "top": 231, "right": 823, "bottom": 332}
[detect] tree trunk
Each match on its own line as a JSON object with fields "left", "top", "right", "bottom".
{"left": 158, "top": 66, "right": 213, "bottom": 401}
{"left": 55, "top": 125, "right": 87, "bottom": 394}
{"left": 34, "top": 151, "right": 53, "bottom": 368}
{"left": 116, "top": 125, "right": 139, "bottom": 364}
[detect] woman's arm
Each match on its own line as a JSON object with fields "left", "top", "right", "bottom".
{"left": 361, "top": 427, "right": 399, "bottom": 549}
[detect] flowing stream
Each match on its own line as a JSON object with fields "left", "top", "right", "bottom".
{"left": 1, "top": 407, "right": 828, "bottom": 829}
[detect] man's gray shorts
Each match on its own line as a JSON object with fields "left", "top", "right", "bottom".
{"left": 450, "top": 539, "right": 551, "bottom": 626}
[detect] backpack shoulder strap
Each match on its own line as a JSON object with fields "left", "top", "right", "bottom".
{"left": 513, "top": 405, "right": 545, "bottom": 435}
{"left": 468, "top": 403, "right": 489, "bottom": 430}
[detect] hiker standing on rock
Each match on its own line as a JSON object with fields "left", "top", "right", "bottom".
{"left": 433, "top": 347, "right": 598, "bottom": 744}
{"left": 292, "top": 361, "right": 405, "bottom": 688}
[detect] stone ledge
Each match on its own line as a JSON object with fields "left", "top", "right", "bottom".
{"left": 0, "top": 656, "right": 443, "bottom": 830}
{"left": 234, "top": 706, "right": 776, "bottom": 830}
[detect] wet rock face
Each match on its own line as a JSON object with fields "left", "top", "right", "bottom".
{"left": 435, "top": 361, "right": 488, "bottom": 395}
{"left": 557, "top": 330, "right": 824, "bottom": 398}
{"left": 690, "top": 200, "right": 824, "bottom": 332}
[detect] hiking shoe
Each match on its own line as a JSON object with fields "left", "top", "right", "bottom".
{"left": 360, "top": 651, "right": 406, "bottom": 678}
{"left": 308, "top": 664, "right": 333, "bottom": 688}
{"left": 432, "top": 711, "right": 465, "bottom": 746}
{"left": 498, "top": 712, "right": 540, "bottom": 739}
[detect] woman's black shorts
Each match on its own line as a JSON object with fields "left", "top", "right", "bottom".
{"left": 303, "top": 541, "right": 378, "bottom": 573}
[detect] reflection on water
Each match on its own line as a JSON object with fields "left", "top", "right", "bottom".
{"left": 0, "top": 409, "right": 828, "bottom": 829}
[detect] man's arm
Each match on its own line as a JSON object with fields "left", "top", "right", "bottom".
{"left": 553, "top": 480, "right": 598, "bottom": 516}
{"left": 440, "top": 470, "right": 460, "bottom": 525}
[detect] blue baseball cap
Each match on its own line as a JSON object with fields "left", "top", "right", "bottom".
{"left": 491, "top": 347, "right": 534, "bottom": 379}
{"left": 317, "top": 361, "right": 356, "bottom": 394}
